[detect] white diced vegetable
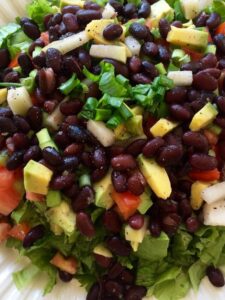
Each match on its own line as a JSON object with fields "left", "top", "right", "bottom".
{"left": 203, "top": 199, "right": 225, "bottom": 226}
{"left": 199, "top": 0, "right": 213, "bottom": 10}
{"left": 180, "top": 0, "right": 199, "bottom": 20}
{"left": 87, "top": 120, "right": 115, "bottom": 147}
{"left": 167, "top": 71, "right": 193, "bottom": 86}
{"left": 89, "top": 44, "right": 127, "bottom": 63}
{"left": 124, "top": 36, "right": 141, "bottom": 56}
{"left": 7, "top": 87, "right": 32, "bottom": 116}
{"left": 202, "top": 181, "right": 225, "bottom": 204}
{"left": 43, "top": 31, "right": 90, "bottom": 54}
{"left": 102, "top": 3, "right": 116, "bottom": 19}
{"left": 44, "top": 97, "right": 68, "bottom": 130}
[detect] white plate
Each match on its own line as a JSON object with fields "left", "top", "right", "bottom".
{"left": 0, "top": 1, "right": 225, "bottom": 299}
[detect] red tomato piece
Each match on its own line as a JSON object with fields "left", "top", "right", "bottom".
{"left": 188, "top": 169, "right": 220, "bottom": 181}
{"left": 216, "top": 22, "right": 225, "bottom": 35}
{"left": 50, "top": 252, "right": 77, "bottom": 274}
{"left": 8, "top": 223, "right": 30, "bottom": 241}
{"left": 0, "top": 223, "right": 11, "bottom": 242}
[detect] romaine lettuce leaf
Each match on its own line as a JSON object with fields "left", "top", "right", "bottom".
{"left": 207, "top": 0, "right": 225, "bottom": 22}
{"left": 13, "top": 264, "right": 40, "bottom": 290}
{"left": 7, "top": 30, "right": 32, "bottom": 58}
{"left": 0, "top": 23, "right": 20, "bottom": 48}
{"left": 188, "top": 260, "right": 207, "bottom": 292}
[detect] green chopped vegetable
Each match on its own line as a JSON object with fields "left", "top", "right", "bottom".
{"left": 0, "top": 23, "right": 20, "bottom": 48}
{"left": 13, "top": 265, "right": 40, "bottom": 290}
{"left": 79, "top": 174, "right": 91, "bottom": 188}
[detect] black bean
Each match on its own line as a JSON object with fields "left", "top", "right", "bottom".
{"left": 0, "top": 117, "right": 17, "bottom": 133}
{"left": 67, "top": 125, "right": 88, "bottom": 143}
{"left": 143, "top": 28, "right": 154, "bottom": 42}
{"left": 4, "top": 71, "right": 20, "bottom": 83}
{"left": 76, "top": 212, "right": 95, "bottom": 238}
{"left": 142, "top": 137, "right": 165, "bottom": 158}
{"left": 159, "top": 18, "right": 171, "bottom": 38}
{"left": 18, "top": 53, "right": 33, "bottom": 76}
{"left": 109, "top": 0, "right": 123, "bottom": 14}
{"left": 59, "top": 270, "right": 73, "bottom": 282}
{"left": 206, "top": 266, "right": 225, "bottom": 287}
{"left": 51, "top": 174, "right": 74, "bottom": 190}
{"left": 62, "top": 5, "right": 80, "bottom": 15}
{"left": 171, "top": 20, "right": 183, "bottom": 28}
{"left": 128, "top": 171, "right": 145, "bottom": 195}
{"left": 0, "top": 108, "right": 13, "bottom": 118}
{"left": 131, "top": 73, "right": 151, "bottom": 84}
{"left": 12, "top": 133, "right": 29, "bottom": 150}
{"left": 13, "top": 116, "right": 30, "bottom": 134}
{"left": 185, "top": 216, "right": 200, "bottom": 233}
{"left": 108, "top": 262, "right": 124, "bottom": 279}
{"left": 181, "top": 61, "right": 202, "bottom": 73}
{"left": 0, "top": 49, "right": 10, "bottom": 69}
{"left": 169, "top": 104, "right": 191, "bottom": 121}
{"left": 103, "top": 58, "right": 129, "bottom": 77}
{"left": 149, "top": 219, "right": 161, "bottom": 237}
{"left": 93, "top": 148, "right": 106, "bottom": 168}
{"left": 111, "top": 154, "right": 136, "bottom": 171}
{"left": 38, "top": 68, "right": 56, "bottom": 94}
{"left": 76, "top": 9, "right": 102, "bottom": 24}
{"left": 120, "top": 269, "right": 135, "bottom": 284}
{"left": 60, "top": 100, "right": 83, "bottom": 116}
{"left": 61, "top": 156, "right": 79, "bottom": 171}
{"left": 48, "top": 25, "right": 59, "bottom": 42}
{"left": 178, "top": 199, "right": 192, "bottom": 219}
{"left": 125, "top": 286, "right": 147, "bottom": 300}
{"left": 128, "top": 56, "right": 142, "bottom": 74}
{"left": 43, "top": 14, "right": 53, "bottom": 29}
{"left": 218, "top": 59, "right": 225, "bottom": 69}
{"left": 64, "top": 143, "right": 83, "bottom": 156}
{"left": 64, "top": 183, "right": 79, "bottom": 198}
{"left": 42, "top": 147, "right": 62, "bottom": 166}
{"left": 206, "top": 12, "right": 221, "bottom": 30}
{"left": 190, "top": 153, "right": 217, "bottom": 170}
{"left": 105, "top": 280, "right": 123, "bottom": 298}
{"left": 162, "top": 213, "right": 181, "bottom": 236}
{"left": 72, "top": 186, "right": 94, "bottom": 212}
{"left": 26, "top": 106, "right": 42, "bottom": 131}
{"left": 129, "top": 23, "right": 148, "bottom": 40}
{"left": 138, "top": 2, "right": 151, "bottom": 18}
{"left": 217, "top": 96, "right": 225, "bottom": 114}
{"left": 141, "top": 60, "right": 159, "bottom": 79}
{"left": 52, "top": 13, "right": 63, "bottom": 25}
{"left": 201, "top": 68, "right": 221, "bottom": 79}
{"left": 91, "top": 166, "right": 108, "bottom": 182}
{"left": 157, "top": 145, "right": 183, "bottom": 167}
{"left": 158, "top": 45, "right": 171, "bottom": 62}
{"left": 87, "top": 283, "right": 102, "bottom": 300}
{"left": 193, "top": 71, "right": 218, "bottom": 91}
{"left": 6, "top": 151, "right": 24, "bottom": 170}
{"left": 23, "top": 225, "right": 45, "bottom": 248}
{"left": 214, "top": 34, "right": 225, "bottom": 54}
{"left": 106, "top": 236, "right": 131, "bottom": 256}
{"left": 103, "top": 24, "right": 123, "bottom": 40}
{"left": 128, "top": 213, "right": 144, "bottom": 229}
{"left": 201, "top": 53, "right": 217, "bottom": 69}
{"left": 123, "top": 3, "right": 137, "bottom": 17}
{"left": 63, "top": 13, "right": 79, "bottom": 32}
{"left": 195, "top": 12, "right": 209, "bottom": 27}
{"left": 94, "top": 252, "right": 112, "bottom": 268}
{"left": 165, "top": 86, "right": 187, "bottom": 104}
{"left": 78, "top": 49, "right": 92, "bottom": 69}
{"left": 126, "top": 139, "right": 146, "bottom": 156}
{"left": 23, "top": 145, "right": 41, "bottom": 163}
{"left": 54, "top": 131, "right": 70, "bottom": 148}
{"left": 84, "top": 1, "right": 101, "bottom": 10}
{"left": 112, "top": 170, "right": 128, "bottom": 193}
{"left": 46, "top": 48, "right": 62, "bottom": 73}
{"left": 63, "top": 55, "right": 82, "bottom": 76}
{"left": 32, "top": 52, "right": 46, "bottom": 69}
{"left": 183, "top": 131, "right": 209, "bottom": 152}
{"left": 103, "top": 210, "right": 122, "bottom": 233}
{"left": 23, "top": 22, "right": 40, "bottom": 40}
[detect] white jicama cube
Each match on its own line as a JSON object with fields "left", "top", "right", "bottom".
{"left": 199, "top": 0, "right": 213, "bottom": 10}
{"left": 203, "top": 199, "right": 225, "bottom": 226}
{"left": 202, "top": 181, "right": 225, "bottom": 204}
{"left": 89, "top": 44, "right": 127, "bottom": 63}
{"left": 102, "top": 3, "right": 116, "bottom": 19}
{"left": 167, "top": 71, "right": 193, "bottom": 86}
{"left": 7, "top": 87, "right": 32, "bottom": 116}
{"left": 180, "top": 0, "right": 199, "bottom": 20}
{"left": 43, "top": 31, "right": 90, "bottom": 54}
{"left": 87, "top": 120, "right": 115, "bottom": 147}
{"left": 124, "top": 36, "right": 141, "bottom": 56}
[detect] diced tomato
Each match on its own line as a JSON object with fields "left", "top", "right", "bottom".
{"left": 0, "top": 223, "right": 11, "bottom": 242}
{"left": 8, "top": 53, "right": 20, "bottom": 68}
{"left": 111, "top": 190, "right": 141, "bottom": 220}
{"left": 26, "top": 192, "right": 45, "bottom": 202}
{"left": 188, "top": 168, "right": 220, "bottom": 181}
{"left": 204, "top": 129, "right": 218, "bottom": 146}
{"left": 0, "top": 167, "right": 24, "bottom": 216}
{"left": 40, "top": 32, "right": 49, "bottom": 45}
{"left": 183, "top": 47, "right": 204, "bottom": 61}
{"left": 216, "top": 22, "right": 225, "bottom": 35}
{"left": 145, "top": 18, "right": 152, "bottom": 29}
{"left": 8, "top": 223, "right": 30, "bottom": 241}
{"left": 50, "top": 252, "right": 77, "bottom": 274}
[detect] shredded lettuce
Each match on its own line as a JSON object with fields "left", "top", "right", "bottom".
{"left": 207, "top": 0, "right": 225, "bottom": 21}
{"left": 13, "top": 264, "right": 40, "bottom": 290}
{"left": 27, "top": 0, "right": 58, "bottom": 30}
{"left": 7, "top": 30, "right": 32, "bottom": 58}
{"left": 0, "top": 23, "right": 20, "bottom": 48}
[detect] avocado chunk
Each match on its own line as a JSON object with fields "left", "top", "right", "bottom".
{"left": 93, "top": 244, "right": 113, "bottom": 258}
{"left": 90, "top": 44, "right": 127, "bottom": 64}
{"left": 60, "top": 0, "right": 85, "bottom": 7}
{"left": 85, "top": 19, "right": 115, "bottom": 45}
{"left": 46, "top": 201, "right": 76, "bottom": 236}
{"left": 137, "top": 189, "right": 153, "bottom": 214}
{"left": 150, "top": 118, "right": 178, "bottom": 137}
{"left": 126, "top": 115, "right": 146, "bottom": 137}
{"left": 189, "top": 103, "right": 218, "bottom": 131}
{"left": 94, "top": 171, "right": 114, "bottom": 209}
{"left": 137, "top": 155, "right": 172, "bottom": 200}
{"left": 191, "top": 181, "right": 211, "bottom": 210}
{"left": 136, "top": 232, "right": 169, "bottom": 261}
{"left": 125, "top": 217, "right": 149, "bottom": 252}
{"left": 24, "top": 160, "right": 53, "bottom": 195}
{"left": 150, "top": 0, "right": 174, "bottom": 27}
{"left": 46, "top": 190, "right": 61, "bottom": 208}
{"left": 0, "top": 88, "right": 7, "bottom": 104}
{"left": 167, "top": 26, "right": 208, "bottom": 50}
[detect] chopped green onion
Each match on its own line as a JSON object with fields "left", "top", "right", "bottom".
{"left": 118, "top": 103, "right": 133, "bottom": 120}
{"left": 59, "top": 74, "right": 81, "bottom": 95}
{"left": 155, "top": 63, "right": 167, "bottom": 75}
{"left": 0, "top": 82, "right": 22, "bottom": 87}
{"left": 95, "top": 109, "right": 112, "bottom": 121}
{"left": 79, "top": 174, "right": 91, "bottom": 188}
{"left": 107, "top": 113, "right": 123, "bottom": 129}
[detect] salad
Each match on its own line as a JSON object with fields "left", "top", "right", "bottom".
{"left": 1, "top": 0, "right": 225, "bottom": 299}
